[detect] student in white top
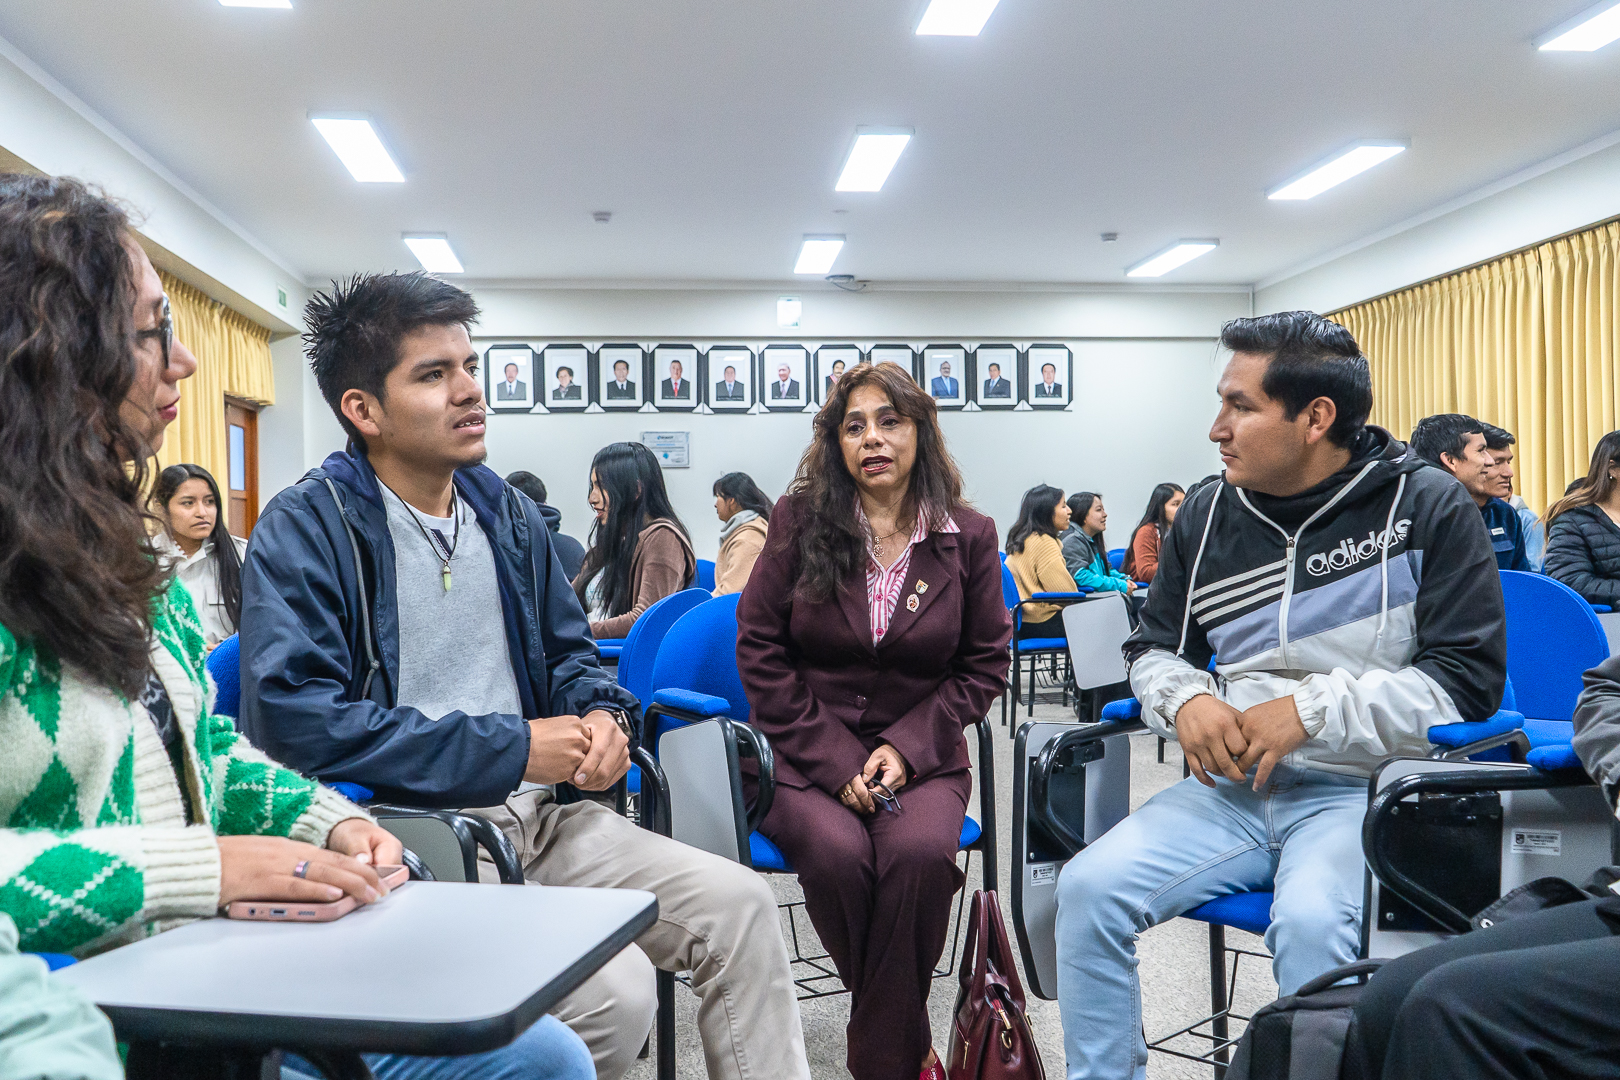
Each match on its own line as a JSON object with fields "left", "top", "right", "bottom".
{"left": 151, "top": 464, "right": 247, "bottom": 649}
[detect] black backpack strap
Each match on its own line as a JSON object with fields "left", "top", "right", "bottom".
{"left": 1294, "top": 959, "right": 1385, "bottom": 998}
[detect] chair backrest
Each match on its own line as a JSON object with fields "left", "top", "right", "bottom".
{"left": 649, "top": 592, "right": 751, "bottom": 721}
{"left": 1061, "top": 595, "right": 1132, "bottom": 691}
{"left": 1499, "top": 570, "right": 1609, "bottom": 721}
{"left": 695, "top": 558, "right": 716, "bottom": 592}
{"left": 999, "top": 561, "right": 1020, "bottom": 610}
{"left": 617, "top": 588, "right": 712, "bottom": 705}
{"left": 207, "top": 633, "right": 241, "bottom": 719}
{"left": 1107, "top": 547, "right": 1125, "bottom": 570}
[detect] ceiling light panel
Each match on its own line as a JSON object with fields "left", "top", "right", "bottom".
{"left": 1267, "top": 142, "right": 1406, "bottom": 201}
{"left": 220, "top": 0, "right": 291, "bottom": 7}
{"left": 794, "top": 236, "right": 845, "bottom": 275}
{"left": 403, "top": 235, "right": 463, "bottom": 274}
{"left": 1537, "top": 0, "right": 1620, "bottom": 50}
{"left": 1126, "top": 240, "right": 1218, "bottom": 278}
{"left": 835, "top": 129, "right": 913, "bottom": 192}
{"left": 916, "top": 0, "right": 1001, "bottom": 36}
{"left": 310, "top": 116, "right": 404, "bottom": 183}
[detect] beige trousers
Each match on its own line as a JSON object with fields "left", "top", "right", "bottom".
{"left": 469, "top": 793, "right": 809, "bottom": 1080}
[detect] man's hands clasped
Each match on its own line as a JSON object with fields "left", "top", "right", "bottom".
{"left": 525, "top": 710, "right": 631, "bottom": 790}
{"left": 1174, "top": 693, "right": 1309, "bottom": 791}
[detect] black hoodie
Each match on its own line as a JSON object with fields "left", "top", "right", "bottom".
{"left": 1124, "top": 426, "right": 1507, "bottom": 776}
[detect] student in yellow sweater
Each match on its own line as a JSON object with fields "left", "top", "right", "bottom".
{"left": 1004, "top": 484, "right": 1086, "bottom": 637}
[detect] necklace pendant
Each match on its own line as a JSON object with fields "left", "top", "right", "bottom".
{"left": 442, "top": 565, "right": 452, "bottom": 592}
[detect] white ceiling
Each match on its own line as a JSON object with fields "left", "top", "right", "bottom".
{"left": 4, "top": 0, "right": 1619, "bottom": 288}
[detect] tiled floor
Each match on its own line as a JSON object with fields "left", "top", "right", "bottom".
{"left": 625, "top": 690, "right": 1278, "bottom": 1080}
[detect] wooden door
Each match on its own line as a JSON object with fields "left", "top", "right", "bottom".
{"left": 224, "top": 397, "right": 259, "bottom": 537}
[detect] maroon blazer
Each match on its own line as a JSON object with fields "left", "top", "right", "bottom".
{"left": 735, "top": 494, "right": 1013, "bottom": 794}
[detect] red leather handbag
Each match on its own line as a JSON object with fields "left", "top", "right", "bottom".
{"left": 948, "top": 890, "right": 1047, "bottom": 1080}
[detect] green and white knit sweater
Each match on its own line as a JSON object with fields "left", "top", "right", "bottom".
{"left": 0, "top": 579, "right": 366, "bottom": 956}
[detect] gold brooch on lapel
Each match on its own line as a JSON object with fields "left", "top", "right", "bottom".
{"left": 916, "top": 580, "right": 928, "bottom": 594}
{"left": 906, "top": 593, "right": 921, "bottom": 612}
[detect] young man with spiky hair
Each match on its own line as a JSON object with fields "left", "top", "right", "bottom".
{"left": 1410, "top": 413, "right": 1533, "bottom": 571}
{"left": 1053, "top": 311, "right": 1507, "bottom": 1080}
{"left": 240, "top": 273, "right": 809, "bottom": 1080}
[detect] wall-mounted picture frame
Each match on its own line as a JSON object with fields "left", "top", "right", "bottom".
{"left": 922, "top": 344, "right": 968, "bottom": 409}
{"left": 652, "top": 344, "right": 699, "bottom": 411}
{"left": 486, "top": 344, "right": 535, "bottom": 411}
{"left": 596, "top": 344, "right": 645, "bottom": 409}
{"left": 705, "top": 346, "right": 755, "bottom": 412}
{"left": 975, "top": 345, "right": 1019, "bottom": 409}
{"left": 761, "top": 344, "right": 808, "bottom": 410}
{"left": 814, "top": 344, "right": 862, "bottom": 403}
{"left": 541, "top": 344, "right": 589, "bottom": 411}
{"left": 866, "top": 344, "right": 917, "bottom": 385}
{"left": 1026, "top": 344, "right": 1073, "bottom": 408}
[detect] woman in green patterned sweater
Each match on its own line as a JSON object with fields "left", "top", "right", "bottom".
{"left": 0, "top": 175, "right": 593, "bottom": 1080}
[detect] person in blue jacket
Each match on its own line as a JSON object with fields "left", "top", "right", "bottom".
{"left": 239, "top": 272, "right": 809, "bottom": 1080}
{"left": 1409, "top": 413, "right": 1531, "bottom": 572}
{"left": 1060, "top": 492, "right": 1137, "bottom": 596}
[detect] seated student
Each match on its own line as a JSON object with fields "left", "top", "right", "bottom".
{"left": 0, "top": 913, "right": 121, "bottom": 1080}
{"left": 1344, "top": 648, "right": 1620, "bottom": 1080}
{"left": 151, "top": 463, "right": 248, "bottom": 649}
{"left": 1120, "top": 482, "right": 1184, "bottom": 584}
{"left": 711, "top": 471, "right": 771, "bottom": 595}
{"left": 1060, "top": 492, "right": 1136, "bottom": 596}
{"left": 239, "top": 273, "right": 807, "bottom": 1080}
{"left": 0, "top": 174, "right": 591, "bottom": 1080}
{"left": 505, "top": 470, "right": 586, "bottom": 580}
{"left": 1053, "top": 311, "right": 1506, "bottom": 1080}
{"left": 1409, "top": 413, "right": 1531, "bottom": 571}
{"left": 1545, "top": 430, "right": 1620, "bottom": 607}
{"left": 1005, "top": 484, "right": 1084, "bottom": 638}
{"left": 574, "top": 442, "right": 697, "bottom": 638}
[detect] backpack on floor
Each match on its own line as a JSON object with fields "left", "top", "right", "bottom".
{"left": 1224, "top": 960, "right": 1383, "bottom": 1080}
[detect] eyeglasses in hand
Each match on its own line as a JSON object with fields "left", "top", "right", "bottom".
{"left": 867, "top": 778, "right": 902, "bottom": 814}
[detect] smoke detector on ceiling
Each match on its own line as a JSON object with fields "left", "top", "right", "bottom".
{"left": 592, "top": 211, "right": 612, "bottom": 224}
{"left": 1101, "top": 232, "right": 1119, "bottom": 243}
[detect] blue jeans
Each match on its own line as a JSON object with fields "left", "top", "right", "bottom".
{"left": 282, "top": 1015, "right": 593, "bottom": 1080}
{"left": 1053, "top": 764, "right": 1366, "bottom": 1080}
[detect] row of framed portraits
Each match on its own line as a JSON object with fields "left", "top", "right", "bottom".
{"left": 480, "top": 341, "right": 1077, "bottom": 413}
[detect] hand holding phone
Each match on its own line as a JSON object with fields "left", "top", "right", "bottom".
{"left": 227, "top": 865, "right": 408, "bottom": 922}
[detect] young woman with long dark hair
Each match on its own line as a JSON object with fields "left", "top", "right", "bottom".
{"left": 736, "top": 361, "right": 1011, "bottom": 1080}
{"left": 1544, "top": 431, "right": 1620, "bottom": 606}
{"left": 151, "top": 463, "right": 246, "bottom": 648}
{"left": 1120, "top": 482, "right": 1185, "bottom": 583}
{"left": 0, "top": 174, "right": 592, "bottom": 1080}
{"left": 1061, "top": 491, "right": 1136, "bottom": 595}
{"left": 573, "top": 441, "right": 695, "bottom": 638}
{"left": 1004, "top": 484, "right": 1083, "bottom": 638}
{"left": 711, "top": 471, "right": 772, "bottom": 595}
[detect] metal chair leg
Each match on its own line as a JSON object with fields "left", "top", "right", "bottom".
{"left": 656, "top": 969, "right": 676, "bottom": 1080}
{"left": 1209, "top": 923, "right": 1229, "bottom": 1080}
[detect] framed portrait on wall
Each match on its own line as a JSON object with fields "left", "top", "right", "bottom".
{"left": 485, "top": 344, "right": 535, "bottom": 411}
{"left": 866, "top": 344, "right": 917, "bottom": 383}
{"left": 596, "top": 344, "right": 645, "bottom": 409}
{"left": 705, "top": 346, "right": 754, "bottom": 412}
{"left": 652, "top": 345, "right": 699, "bottom": 411}
{"left": 541, "top": 345, "right": 589, "bottom": 411}
{"left": 975, "top": 345, "right": 1019, "bottom": 408}
{"left": 1026, "top": 344, "right": 1073, "bottom": 408}
{"left": 922, "top": 345, "right": 967, "bottom": 409}
{"left": 814, "top": 344, "right": 862, "bottom": 403}
{"left": 761, "top": 344, "right": 808, "bottom": 410}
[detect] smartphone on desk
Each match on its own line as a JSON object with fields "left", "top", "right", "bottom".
{"left": 226, "top": 864, "right": 408, "bottom": 922}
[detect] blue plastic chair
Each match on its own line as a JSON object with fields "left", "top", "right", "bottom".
{"left": 205, "top": 633, "right": 241, "bottom": 719}
{"left": 1107, "top": 547, "right": 1126, "bottom": 570}
{"left": 597, "top": 638, "right": 627, "bottom": 662}
{"left": 1494, "top": 571, "right": 1609, "bottom": 770}
{"left": 617, "top": 589, "right": 713, "bottom": 708}
{"left": 695, "top": 558, "right": 716, "bottom": 593}
{"left": 1001, "top": 561, "right": 1090, "bottom": 722}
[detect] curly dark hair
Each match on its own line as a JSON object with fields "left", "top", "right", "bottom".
{"left": 783, "top": 360, "right": 966, "bottom": 603}
{"left": 0, "top": 173, "right": 164, "bottom": 698}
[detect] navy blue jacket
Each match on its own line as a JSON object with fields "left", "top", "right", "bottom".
{"left": 238, "top": 449, "right": 638, "bottom": 808}
{"left": 1481, "top": 497, "right": 1531, "bottom": 572}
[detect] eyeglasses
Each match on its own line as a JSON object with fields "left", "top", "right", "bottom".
{"left": 867, "top": 778, "right": 902, "bottom": 814}
{"left": 137, "top": 297, "right": 174, "bottom": 369}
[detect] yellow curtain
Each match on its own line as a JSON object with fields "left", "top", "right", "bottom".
{"left": 1330, "top": 220, "right": 1620, "bottom": 514}
{"left": 155, "top": 271, "right": 276, "bottom": 488}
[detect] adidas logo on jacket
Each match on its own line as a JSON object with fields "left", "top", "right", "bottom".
{"left": 1125, "top": 426, "right": 1507, "bottom": 777}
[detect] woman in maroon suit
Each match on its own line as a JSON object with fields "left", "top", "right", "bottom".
{"left": 736, "top": 361, "right": 1012, "bottom": 1080}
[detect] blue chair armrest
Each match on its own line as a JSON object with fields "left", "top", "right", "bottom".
{"left": 1527, "top": 743, "right": 1583, "bottom": 771}
{"left": 328, "top": 781, "right": 374, "bottom": 803}
{"left": 30, "top": 953, "right": 76, "bottom": 971}
{"left": 650, "top": 688, "right": 732, "bottom": 718}
{"left": 1030, "top": 590, "right": 1093, "bottom": 600}
{"left": 1426, "top": 711, "right": 1524, "bottom": 748}
{"left": 1592, "top": 604, "right": 1613, "bottom": 614}
{"left": 1100, "top": 697, "right": 1141, "bottom": 721}
{"left": 597, "top": 638, "right": 628, "bottom": 647}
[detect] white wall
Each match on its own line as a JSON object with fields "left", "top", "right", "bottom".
{"left": 1256, "top": 130, "right": 1620, "bottom": 315}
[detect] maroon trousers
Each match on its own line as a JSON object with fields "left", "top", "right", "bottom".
{"left": 761, "top": 770, "right": 971, "bottom": 1080}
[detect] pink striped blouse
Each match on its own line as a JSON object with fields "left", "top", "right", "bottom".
{"left": 859, "top": 507, "right": 961, "bottom": 644}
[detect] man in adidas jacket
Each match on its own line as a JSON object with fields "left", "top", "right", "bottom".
{"left": 1053, "top": 311, "right": 1506, "bottom": 1080}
